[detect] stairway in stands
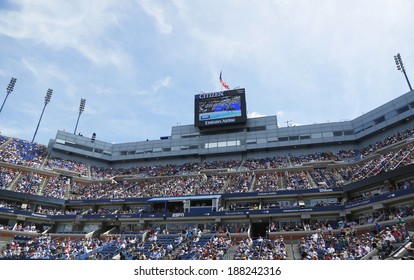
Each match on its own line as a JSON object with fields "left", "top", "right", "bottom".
{"left": 286, "top": 241, "right": 301, "bottom": 260}
{"left": 0, "top": 239, "right": 10, "bottom": 253}
{"left": 223, "top": 245, "right": 237, "bottom": 260}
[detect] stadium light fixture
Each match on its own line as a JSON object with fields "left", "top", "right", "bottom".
{"left": 74, "top": 98, "right": 86, "bottom": 135}
{"left": 0, "top": 77, "right": 17, "bottom": 117}
{"left": 32, "top": 89, "right": 53, "bottom": 143}
{"left": 394, "top": 53, "right": 413, "bottom": 91}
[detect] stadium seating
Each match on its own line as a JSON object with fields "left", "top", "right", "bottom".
{"left": 0, "top": 127, "right": 414, "bottom": 260}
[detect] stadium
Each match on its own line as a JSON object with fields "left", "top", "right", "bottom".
{"left": 0, "top": 86, "right": 414, "bottom": 261}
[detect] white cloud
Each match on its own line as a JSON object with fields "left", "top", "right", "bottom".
{"left": 137, "top": 0, "right": 173, "bottom": 34}
{"left": 1, "top": 1, "right": 414, "bottom": 145}
{"left": 0, "top": 0, "right": 130, "bottom": 68}
{"left": 152, "top": 76, "right": 172, "bottom": 92}
{"left": 248, "top": 111, "right": 267, "bottom": 118}
{"left": 22, "top": 58, "right": 68, "bottom": 83}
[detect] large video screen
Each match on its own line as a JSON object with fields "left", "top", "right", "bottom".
{"left": 194, "top": 88, "right": 247, "bottom": 127}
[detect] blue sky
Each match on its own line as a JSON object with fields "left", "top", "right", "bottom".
{"left": 0, "top": 0, "right": 413, "bottom": 145}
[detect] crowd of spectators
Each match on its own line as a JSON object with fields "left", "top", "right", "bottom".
{"left": 309, "top": 169, "right": 343, "bottom": 188}
{"left": 0, "top": 139, "right": 46, "bottom": 168}
{"left": 191, "top": 235, "right": 230, "bottom": 260}
{"left": 79, "top": 227, "right": 216, "bottom": 260}
{"left": 335, "top": 144, "right": 414, "bottom": 185}
{"left": 243, "top": 151, "right": 352, "bottom": 171}
{"left": 289, "top": 152, "right": 340, "bottom": 165}
{"left": 0, "top": 128, "right": 413, "bottom": 200}
{"left": 198, "top": 174, "right": 227, "bottom": 194}
{"left": 13, "top": 224, "right": 38, "bottom": 232}
{"left": 0, "top": 199, "right": 88, "bottom": 217}
{"left": 101, "top": 235, "right": 161, "bottom": 260}
{"left": 69, "top": 176, "right": 201, "bottom": 200}
{"left": 1, "top": 234, "right": 107, "bottom": 259}
{"left": 0, "top": 224, "right": 11, "bottom": 230}
{"left": 284, "top": 170, "right": 311, "bottom": 190}
{"left": 1, "top": 142, "right": 413, "bottom": 199}
{"left": 46, "top": 157, "right": 89, "bottom": 177}
{"left": 0, "top": 144, "right": 413, "bottom": 200}
{"left": 0, "top": 135, "right": 8, "bottom": 146}
{"left": 358, "top": 128, "right": 414, "bottom": 157}
{"left": 90, "top": 162, "right": 201, "bottom": 180}
{"left": 0, "top": 222, "right": 36, "bottom": 232}
{"left": 234, "top": 236, "right": 288, "bottom": 260}
{"left": 243, "top": 156, "right": 290, "bottom": 170}
{"left": 254, "top": 172, "right": 279, "bottom": 192}
{"left": 200, "top": 159, "right": 241, "bottom": 171}
{"left": 262, "top": 200, "right": 299, "bottom": 210}
{"left": 34, "top": 205, "right": 68, "bottom": 216}
{"left": 0, "top": 217, "right": 411, "bottom": 260}
{"left": 222, "top": 223, "right": 248, "bottom": 234}
{"left": 13, "top": 172, "right": 43, "bottom": 196}
{"left": 228, "top": 202, "right": 260, "bottom": 211}
{"left": 243, "top": 128, "right": 414, "bottom": 169}
{"left": 42, "top": 176, "right": 67, "bottom": 199}
{"left": 255, "top": 168, "right": 344, "bottom": 191}
{"left": 90, "top": 165, "right": 140, "bottom": 179}
{"left": 70, "top": 181, "right": 125, "bottom": 200}
{"left": 223, "top": 172, "right": 254, "bottom": 193}
{"left": 298, "top": 222, "right": 407, "bottom": 260}
{"left": 0, "top": 167, "right": 17, "bottom": 190}
{"left": 0, "top": 200, "right": 21, "bottom": 210}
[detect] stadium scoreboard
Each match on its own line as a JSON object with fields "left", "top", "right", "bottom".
{"left": 194, "top": 88, "right": 247, "bottom": 128}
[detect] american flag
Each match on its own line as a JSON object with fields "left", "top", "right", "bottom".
{"left": 219, "top": 71, "right": 230, "bottom": 90}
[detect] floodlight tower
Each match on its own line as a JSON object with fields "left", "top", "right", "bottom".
{"left": 0, "top": 77, "right": 17, "bottom": 116}
{"left": 74, "top": 98, "right": 86, "bottom": 135}
{"left": 394, "top": 53, "right": 413, "bottom": 91}
{"left": 32, "top": 89, "right": 53, "bottom": 143}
